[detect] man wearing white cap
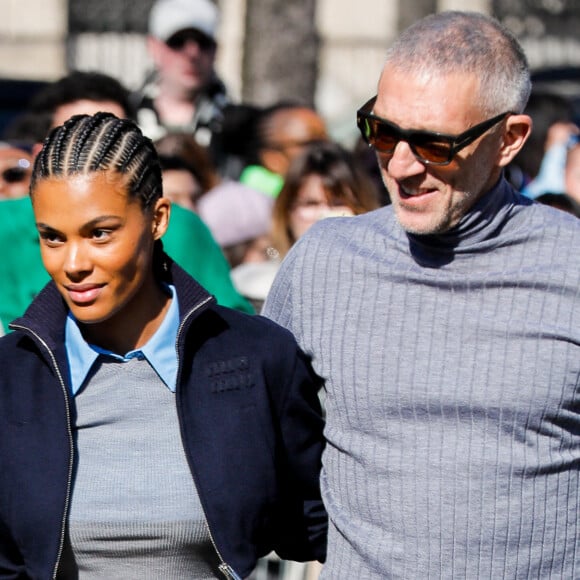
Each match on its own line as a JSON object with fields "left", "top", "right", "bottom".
{"left": 133, "top": 0, "right": 229, "bottom": 152}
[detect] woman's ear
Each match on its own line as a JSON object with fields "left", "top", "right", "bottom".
{"left": 152, "top": 197, "right": 171, "bottom": 240}
{"left": 497, "top": 114, "right": 533, "bottom": 168}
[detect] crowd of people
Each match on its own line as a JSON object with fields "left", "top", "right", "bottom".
{"left": 0, "top": 2, "right": 579, "bottom": 579}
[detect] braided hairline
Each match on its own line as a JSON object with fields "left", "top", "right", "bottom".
{"left": 30, "top": 112, "right": 163, "bottom": 210}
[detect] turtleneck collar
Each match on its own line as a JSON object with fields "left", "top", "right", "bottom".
{"left": 406, "top": 176, "right": 533, "bottom": 268}
{"left": 405, "top": 177, "right": 532, "bottom": 261}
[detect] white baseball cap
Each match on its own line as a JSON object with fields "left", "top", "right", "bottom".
{"left": 149, "top": 0, "right": 219, "bottom": 42}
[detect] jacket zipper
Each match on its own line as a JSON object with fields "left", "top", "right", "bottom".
{"left": 12, "top": 294, "right": 241, "bottom": 579}
{"left": 10, "top": 324, "right": 75, "bottom": 580}
{"left": 175, "top": 297, "right": 242, "bottom": 580}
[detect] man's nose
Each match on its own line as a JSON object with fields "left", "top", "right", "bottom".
{"left": 182, "top": 39, "right": 203, "bottom": 56}
{"left": 384, "top": 141, "right": 426, "bottom": 180}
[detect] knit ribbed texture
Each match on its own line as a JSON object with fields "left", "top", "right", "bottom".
{"left": 263, "top": 180, "right": 580, "bottom": 579}
{"left": 59, "top": 356, "right": 221, "bottom": 579}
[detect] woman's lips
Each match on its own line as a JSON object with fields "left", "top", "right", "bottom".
{"left": 65, "top": 284, "right": 103, "bottom": 304}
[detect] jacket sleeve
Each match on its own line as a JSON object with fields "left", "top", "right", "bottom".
{"left": 270, "top": 340, "right": 327, "bottom": 563}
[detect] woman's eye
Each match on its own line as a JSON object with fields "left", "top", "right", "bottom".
{"left": 299, "top": 200, "right": 324, "bottom": 208}
{"left": 93, "top": 229, "right": 112, "bottom": 241}
{"left": 39, "top": 231, "right": 63, "bottom": 245}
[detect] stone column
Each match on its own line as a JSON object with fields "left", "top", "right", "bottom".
{"left": 437, "top": 0, "right": 492, "bottom": 13}
{"left": 316, "top": 0, "right": 398, "bottom": 141}
{"left": 215, "top": 0, "right": 246, "bottom": 101}
{"left": 0, "top": 0, "right": 68, "bottom": 79}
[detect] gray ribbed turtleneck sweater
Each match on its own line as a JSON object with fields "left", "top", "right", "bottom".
{"left": 263, "top": 179, "right": 580, "bottom": 579}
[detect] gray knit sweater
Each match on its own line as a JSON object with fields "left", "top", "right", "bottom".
{"left": 58, "top": 357, "right": 220, "bottom": 579}
{"left": 263, "top": 179, "right": 580, "bottom": 579}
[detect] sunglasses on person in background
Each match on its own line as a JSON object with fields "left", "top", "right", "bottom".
{"left": 1, "top": 159, "right": 31, "bottom": 183}
{"left": 266, "top": 138, "right": 327, "bottom": 153}
{"left": 166, "top": 29, "right": 217, "bottom": 52}
{"left": 357, "top": 96, "right": 513, "bottom": 166}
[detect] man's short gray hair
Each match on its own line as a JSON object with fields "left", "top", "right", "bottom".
{"left": 383, "top": 11, "right": 531, "bottom": 115}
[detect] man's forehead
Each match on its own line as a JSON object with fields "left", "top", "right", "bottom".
{"left": 379, "top": 64, "right": 478, "bottom": 91}
{"left": 375, "top": 69, "right": 483, "bottom": 131}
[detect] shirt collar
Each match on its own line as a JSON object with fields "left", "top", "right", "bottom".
{"left": 65, "top": 285, "right": 180, "bottom": 395}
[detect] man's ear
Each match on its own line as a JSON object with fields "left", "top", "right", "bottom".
{"left": 152, "top": 197, "right": 171, "bottom": 240}
{"left": 497, "top": 114, "right": 533, "bottom": 168}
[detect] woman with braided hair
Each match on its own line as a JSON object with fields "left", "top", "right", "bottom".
{"left": 0, "top": 113, "right": 326, "bottom": 579}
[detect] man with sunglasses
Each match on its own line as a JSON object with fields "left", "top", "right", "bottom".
{"left": 263, "top": 10, "right": 580, "bottom": 579}
{"left": 133, "top": 0, "right": 228, "bottom": 161}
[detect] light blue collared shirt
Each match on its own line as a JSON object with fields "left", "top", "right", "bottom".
{"left": 65, "top": 285, "right": 180, "bottom": 395}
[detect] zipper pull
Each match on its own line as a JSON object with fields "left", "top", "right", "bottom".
{"left": 218, "top": 563, "right": 243, "bottom": 580}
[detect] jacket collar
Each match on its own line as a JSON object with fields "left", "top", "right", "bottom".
{"left": 10, "top": 256, "right": 217, "bottom": 355}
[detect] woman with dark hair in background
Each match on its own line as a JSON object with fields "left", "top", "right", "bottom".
{"left": 231, "top": 141, "right": 380, "bottom": 311}
{"left": 271, "top": 140, "right": 380, "bottom": 258}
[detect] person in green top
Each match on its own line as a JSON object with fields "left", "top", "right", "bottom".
{"left": 0, "top": 197, "right": 49, "bottom": 328}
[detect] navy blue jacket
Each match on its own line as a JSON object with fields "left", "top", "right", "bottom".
{"left": 0, "top": 261, "right": 326, "bottom": 579}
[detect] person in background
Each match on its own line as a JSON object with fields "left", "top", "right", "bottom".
{"left": 535, "top": 191, "right": 579, "bottom": 216}
{"left": 232, "top": 141, "right": 379, "bottom": 313}
{"left": 270, "top": 140, "right": 380, "bottom": 259}
{"left": 519, "top": 118, "right": 579, "bottom": 199}
{"left": 263, "top": 11, "right": 580, "bottom": 578}
{"left": 0, "top": 141, "right": 33, "bottom": 200}
{"left": 158, "top": 153, "right": 205, "bottom": 212}
{"left": 196, "top": 181, "right": 275, "bottom": 268}
{"left": 562, "top": 133, "right": 580, "bottom": 214}
{"left": 0, "top": 70, "right": 253, "bottom": 323}
{"left": 509, "top": 91, "right": 578, "bottom": 195}
{"left": 237, "top": 103, "right": 329, "bottom": 198}
{"left": 27, "top": 70, "right": 131, "bottom": 133}
{"left": 0, "top": 113, "right": 326, "bottom": 579}
{"left": 155, "top": 131, "right": 220, "bottom": 212}
{"left": 154, "top": 131, "right": 276, "bottom": 273}
{"left": 352, "top": 134, "right": 391, "bottom": 206}
{"left": 133, "top": 0, "right": 230, "bottom": 168}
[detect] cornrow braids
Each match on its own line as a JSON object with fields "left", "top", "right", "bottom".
{"left": 30, "top": 112, "right": 162, "bottom": 210}
{"left": 69, "top": 114, "right": 104, "bottom": 169}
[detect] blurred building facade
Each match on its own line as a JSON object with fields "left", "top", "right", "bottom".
{"left": 1, "top": 0, "right": 579, "bottom": 137}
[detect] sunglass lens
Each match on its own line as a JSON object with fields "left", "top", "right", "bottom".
{"left": 2, "top": 167, "right": 27, "bottom": 184}
{"left": 166, "top": 30, "right": 216, "bottom": 51}
{"left": 361, "top": 118, "right": 399, "bottom": 153}
{"left": 166, "top": 36, "right": 185, "bottom": 50}
{"left": 413, "top": 139, "right": 451, "bottom": 164}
